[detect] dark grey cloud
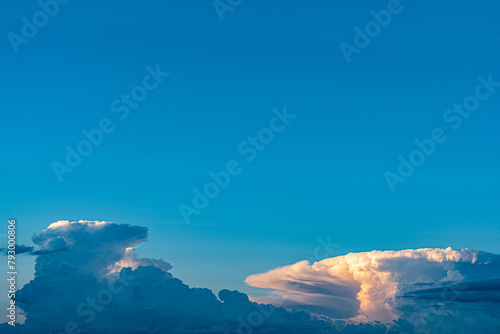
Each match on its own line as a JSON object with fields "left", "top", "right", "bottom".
{"left": 404, "top": 278, "right": 500, "bottom": 303}
{"left": 0, "top": 244, "right": 34, "bottom": 255}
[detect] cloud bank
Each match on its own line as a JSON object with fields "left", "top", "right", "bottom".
{"left": 1, "top": 220, "right": 499, "bottom": 334}
{"left": 0, "top": 221, "right": 343, "bottom": 334}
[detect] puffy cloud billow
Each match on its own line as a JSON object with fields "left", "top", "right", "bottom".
{"left": 1, "top": 221, "right": 499, "bottom": 333}
{"left": 246, "top": 248, "right": 500, "bottom": 333}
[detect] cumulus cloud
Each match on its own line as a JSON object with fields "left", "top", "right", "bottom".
{"left": 0, "top": 221, "right": 348, "bottom": 334}
{"left": 1, "top": 221, "right": 499, "bottom": 334}
{"left": 246, "top": 248, "right": 500, "bottom": 333}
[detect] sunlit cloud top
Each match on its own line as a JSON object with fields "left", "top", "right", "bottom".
{"left": 246, "top": 247, "right": 500, "bottom": 323}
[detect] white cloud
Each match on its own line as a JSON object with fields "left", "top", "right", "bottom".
{"left": 246, "top": 247, "right": 500, "bottom": 332}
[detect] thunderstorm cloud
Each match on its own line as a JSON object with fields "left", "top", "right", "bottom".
{"left": 246, "top": 248, "right": 500, "bottom": 333}
{"left": 1, "top": 221, "right": 499, "bottom": 333}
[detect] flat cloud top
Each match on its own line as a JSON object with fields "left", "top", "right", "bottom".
{"left": 47, "top": 220, "right": 112, "bottom": 229}
{"left": 246, "top": 247, "right": 500, "bottom": 323}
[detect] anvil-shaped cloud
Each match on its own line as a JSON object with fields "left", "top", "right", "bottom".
{"left": 1, "top": 221, "right": 344, "bottom": 334}
{"left": 246, "top": 248, "right": 500, "bottom": 330}
{"left": 2, "top": 221, "right": 500, "bottom": 334}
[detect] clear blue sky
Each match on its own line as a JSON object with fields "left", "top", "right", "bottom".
{"left": 1, "top": 0, "right": 499, "bottom": 295}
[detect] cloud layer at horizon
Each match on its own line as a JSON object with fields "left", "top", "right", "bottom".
{"left": 2, "top": 220, "right": 500, "bottom": 333}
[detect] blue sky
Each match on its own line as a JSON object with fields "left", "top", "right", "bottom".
{"left": 1, "top": 0, "right": 500, "bottom": 297}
